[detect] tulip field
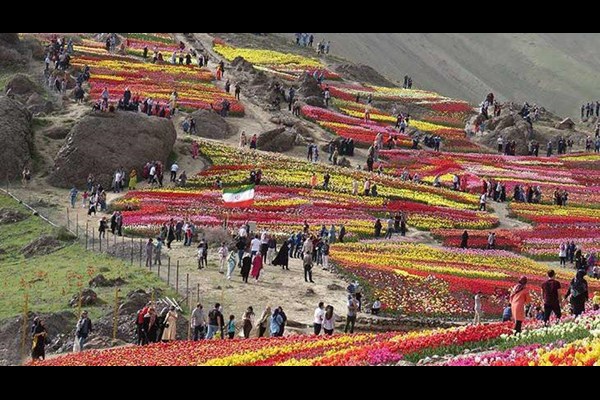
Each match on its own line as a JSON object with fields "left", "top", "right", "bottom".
{"left": 23, "top": 33, "right": 600, "bottom": 366}
{"left": 41, "top": 33, "right": 245, "bottom": 114}
{"left": 32, "top": 311, "right": 600, "bottom": 366}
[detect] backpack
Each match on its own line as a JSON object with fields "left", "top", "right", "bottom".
{"left": 571, "top": 279, "right": 588, "bottom": 299}
{"left": 208, "top": 309, "right": 217, "bottom": 322}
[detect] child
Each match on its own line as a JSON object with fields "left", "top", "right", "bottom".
{"left": 82, "top": 191, "right": 89, "bottom": 208}
{"left": 593, "top": 292, "right": 600, "bottom": 311}
{"left": 535, "top": 306, "right": 544, "bottom": 321}
{"left": 227, "top": 315, "right": 236, "bottom": 339}
{"left": 502, "top": 303, "right": 512, "bottom": 322}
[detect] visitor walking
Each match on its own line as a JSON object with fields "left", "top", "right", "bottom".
{"left": 313, "top": 302, "right": 325, "bottom": 335}
{"left": 509, "top": 276, "right": 531, "bottom": 333}
{"left": 191, "top": 303, "right": 207, "bottom": 341}
{"left": 541, "top": 269, "right": 562, "bottom": 326}
{"left": 74, "top": 311, "right": 92, "bottom": 352}
{"left": 206, "top": 303, "right": 224, "bottom": 339}
{"left": 161, "top": 306, "right": 178, "bottom": 342}
{"left": 323, "top": 305, "right": 336, "bottom": 335}
{"left": 242, "top": 306, "right": 254, "bottom": 338}
{"left": 344, "top": 294, "right": 358, "bottom": 334}
{"left": 31, "top": 317, "right": 47, "bottom": 360}
{"left": 565, "top": 270, "right": 589, "bottom": 317}
{"left": 257, "top": 306, "right": 271, "bottom": 337}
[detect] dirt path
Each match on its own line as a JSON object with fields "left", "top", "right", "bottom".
{"left": 491, "top": 201, "right": 532, "bottom": 230}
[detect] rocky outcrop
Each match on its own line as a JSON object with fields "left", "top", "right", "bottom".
{"left": 189, "top": 109, "right": 234, "bottom": 139}
{"left": 296, "top": 73, "right": 324, "bottom": 108}
{"left": 69, "top": 288, "right": 98, "bottom": 307}
{"left": 257, "top": 127, "right": 297, "bottom": 152}
{"left": 48, "top": 112, "right": 177, "bottom": 189}
{"left": 4, "top": 73, "right": 43, "bottom": 97}
{"left": 0, "top": 33, "right": 27, "bottom": 67}
{"left": 0, "top": 311, "right": 76, "bottom": 366}
{"left": 0, "top": 96, "right": 33, "bottom": 180}
{"left": 555, "top": 117, "right": 575, "bottom": 130}
{"left": 89, "top": 274, "right": 126, "bottom": 288}
{"left": 0, "top": 208, "right": 27, "bottom": 224}
{"left": 20, "top": 235, "right": 63, "bottom": 258}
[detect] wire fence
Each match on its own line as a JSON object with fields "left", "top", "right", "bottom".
{"left": 1, "top": 180, "right": 200, "bottom": 313}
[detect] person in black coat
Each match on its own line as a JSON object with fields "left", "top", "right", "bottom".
{"left": 241, "top": 252, "right": 252, "bottom": 283}
{"left": 374, "top": 219, "right": 382, "bottom": 238}
{"left": 460, "top": 230, "right": 469, "bottom": 249}
{"left": 565, "top": 270, "right": 589, "bottom": 317}
{"left": 272, "top": 239, "right": 290, "bottom": 270}
{"left": 142, "top": 307, "right": 159, "bottom": 344}
{"left": 31, "top": 317, "right": 47, "bottom": 360}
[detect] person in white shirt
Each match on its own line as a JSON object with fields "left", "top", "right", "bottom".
{"left": 260, "top": 231, "right": 269, "bottom": 263}
{"left": 149, "top": 165, "right": 156, "bottom": 184}
{"left": 352, "top": 179, "right": 358, "bottom": 196}
{"left": 322, "top": 305, "right": 336, "bottom": 335}
{"left": 238, "top": 225, "right": 247, "bottom": 238}
{"left": 170, "top": 163, "right": 179, "bottom": 182}
{"left": 371, "top": 298, "right": 382, "bottom": 315}
{"left": 473, "top": 291, "right": 483, "bottom": 325}
{"left": 313, "top": 302, "right": 325, "bottom": 335}
{"left": 217, "top": 242, "right": 228, "bottom": 273}
{"left": 250, "top": 235, "right": 262, "bottom": 258}
{"left": 303, "top": 236, "right": 314, "bottom": 256}
{"left": 479, "top": 193, "right": 487, "bottom": 211}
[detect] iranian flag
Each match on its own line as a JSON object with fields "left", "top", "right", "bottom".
{"left": 222, "top": 184, "right": 255, "bottom": 207}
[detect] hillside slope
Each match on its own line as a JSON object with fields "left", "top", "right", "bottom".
{"left": 278, "top": 33, "right": 600, "bottom": 117}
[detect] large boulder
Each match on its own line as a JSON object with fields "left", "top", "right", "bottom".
{"left": 0, "top": 96, "right": 34, "bottom": 180}
{"left": 297, "top": 74, "right": 324, "bottom": 108}
{"left": 48, "top": 112, "right": 177, "bottom": 189}
{"left": 257, "top": 127, "right": 297, "bottom": 152}
{"left": 0, "top": 33, "right": 26, "bottom": 67}
{"left": 0, "top": 208, "right": 27, "bottom": 224}
{"left": 555, "top": 117, "right": 575, "bottom": 130}
{"left": 189, "top": 109, "right": 233, "bottom": 139}
{"left": 231, "top": 56, "right": 256, "bottom": 74}
{"left": 20, "top": 235, "right": 63, "bottom": 259}
{"left": 4, "top": 73, "right": 43, "bottom": 97}
{"left": 0, "top": 311, "right": 76, "bottom": 366}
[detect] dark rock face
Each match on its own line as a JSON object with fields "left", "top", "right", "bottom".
{"left": 257, "top": 127, "right": 297, "bottom": 152}
{"left": 0, "top": 96, "right": 33, "bottom": 180}
{"left": 189, "top": 109, "right": 233, "bottom": 139}
{"left": 20, "top": 235, "right": 63, "bottom": 259}
{"left": 48, "top": 112, "right": 177, "bottom": 189}
{"left": 0, "top": 208, "right": 27, "bottom": 224}
{"left": 69, "top": 288, "right": 98, "bottom": 307}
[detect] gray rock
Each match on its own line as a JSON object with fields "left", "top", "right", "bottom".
{"left": 0, "top": 96, "right": 33, "bottom": 180}
{"left": 189, "top": 109, "right": 234, "bottom": 139}
{"left": 69, "top": 288, "right": 98, "bottom": 307}
{"left": 0, "top": 208, "right": 27, "bottom": 224}
{"left": 48, "top": 112, "right": 176, "bottom": 189}
{"left": 20, "top": 235, "right": 63, "bottom": 258}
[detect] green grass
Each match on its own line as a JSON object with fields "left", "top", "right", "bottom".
{"left": 0, "top": 194, "right": 175, "bottom": 321}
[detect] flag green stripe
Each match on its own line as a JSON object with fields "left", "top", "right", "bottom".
{"left": 223, "top": 184, "right": 255, "bottom": 195}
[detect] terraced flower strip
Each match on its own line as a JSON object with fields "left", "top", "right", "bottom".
{"left": 31, "top": 321, "right": 515, "bottom": 366}
{"left": 66, "top": 34, "right": 245, "bottom": 115}
{"left": 328, "top": 242, "right": 588, "bottom": 317}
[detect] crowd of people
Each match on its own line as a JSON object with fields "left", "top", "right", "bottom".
{"left": 374, "top": 212, "right": 408, "bottom": 238}
{"left": 502, "top": 269, "right": 598, "bottom": 334}
{"left": 580, "top": 101, "right": 600, "bottom": 120}
{"left": 294, "top": 33, "right": 331, "bottom": 55}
